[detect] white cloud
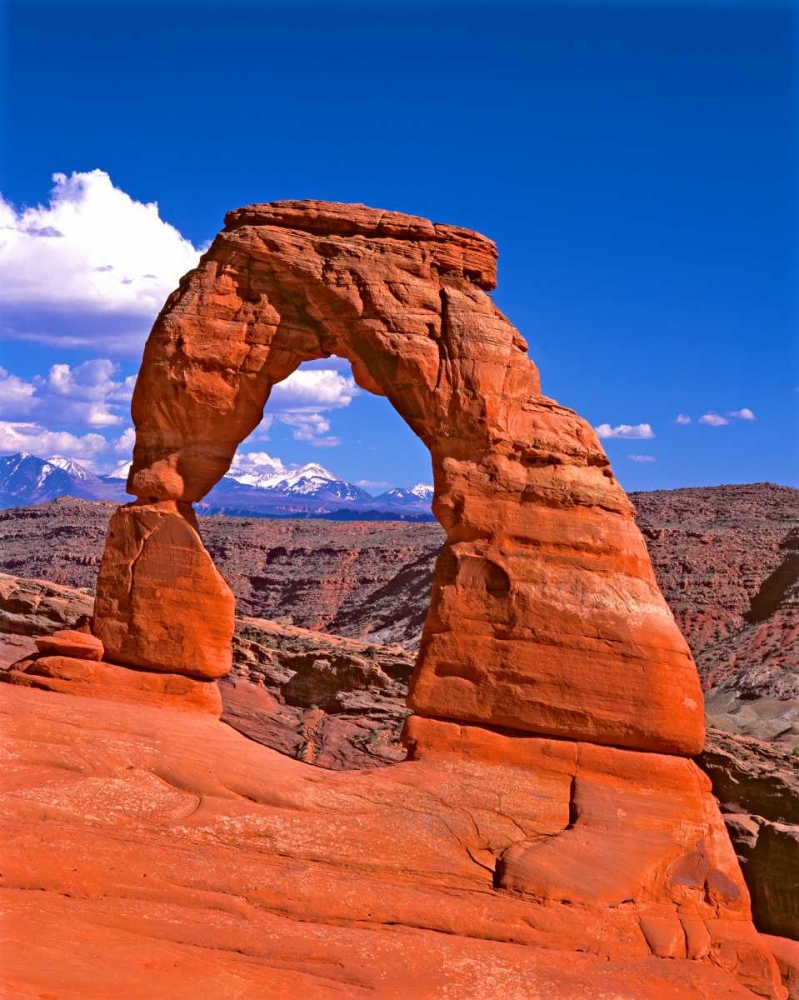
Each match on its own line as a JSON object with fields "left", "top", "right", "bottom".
{"left": 627, "top": 454, "right": 657, "bottom": 463}
{"left": 113, "top": 427, "right": 136, "bottom": 455}
{"left": 356, "top": 479, "right": 391, "bottom": 489}
{"left": 674, "top": 414, "right": 691, "bottom": 425}
{"left": 0, "top": 369, "right": 36, "bottom": 411}
{"left": 699, "top": 411, "right": 730, "bottom": 427}
{"left": 231, "top": 451, "right": 287, "bottom": 476}
{"left": 594, "top": 422, "right": 655, "bottom": 440}
{"left": 0, "top": 421, "right": 135, "bottom": 472}
{"left": 270, "top": 369, "right": 358, "bottom": 412}
{"left": 0, "top": 359, "right": 134, "bottom": 428}
{"left": 729, "top": 407, "right": 756, "bottom": 421}
{"left": 0, "top": 421, "right": 108, "bottom": 463}
{"left": 0, "top": 170, "right": 202, "bottom": 357}
{"left": 0, "top": 359, "right": 358, "bottom": 469}
{"left": 279, "top": 412, "right": 340, "bottom": 447}
{"left": 245, "top": 369, "right": 358, "bottom": 447}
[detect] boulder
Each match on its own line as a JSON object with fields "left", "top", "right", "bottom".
{"left": 94, "top": 501, "right": 235, "bottom": 679}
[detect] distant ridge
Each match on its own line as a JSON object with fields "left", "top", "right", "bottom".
{"left": 0, "top": 452, "right": 434, "bottom": 520}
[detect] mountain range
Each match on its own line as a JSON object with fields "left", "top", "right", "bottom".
{"left": 0, "top": 453, "right": 435, "bottom": 520}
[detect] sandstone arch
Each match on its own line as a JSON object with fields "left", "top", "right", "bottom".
{"left": 94, "top": 200, "right": 704, "bottom": 755}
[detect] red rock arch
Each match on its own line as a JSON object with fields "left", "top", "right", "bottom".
{"left": 94, "top": 201, "right": 704, "bottom": 755}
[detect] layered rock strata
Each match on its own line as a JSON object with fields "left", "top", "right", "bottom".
{"left": 3, "top": 626, "right": 222, "bottom": 716}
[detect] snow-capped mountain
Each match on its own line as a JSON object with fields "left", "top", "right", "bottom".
{"left": 0, "top": 452, "right": 435, "bottom": 520}
{"left": 0, "top": 453, "right": 125, "bottom": 508}
{"left": 377, "top": 483, "right": 434, "bottom": 506}
{"left": 45, "top": 455, "right": 98, "bottom": 481}
{"left": 226, "top": 461, "right": 372, "bottom": 503}
{"left": 106, "top": 460, "right": 132, "bottom": 481}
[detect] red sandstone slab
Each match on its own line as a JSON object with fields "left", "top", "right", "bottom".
{"left": 0, "top": 684, "right": 783, "bottom": 999}
{"left": 3, "top": 654, "right": 222, "bottom": 715}
{"left": 35, "top": 627, "right": 103, "bottom": 660}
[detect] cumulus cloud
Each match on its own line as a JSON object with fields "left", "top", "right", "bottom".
{"left": 594, "top": 422, "right": 655, "bottom": 440}
{"left": 0, "top": 170, "right": 202, "bottom": 357}
{"left": 270, "top": 369, "right": 359, "bottom": 412}
{"left": 113, "top": 427, "right": 136, "bottom": 455}
{"left": 0, "top": 421, "right": 108, "bottom": 463}
{"left": 0, "top": 369, "right": 36, "bottom": 410}
{"left": 279, "top": 412, "right": 340, "bottom": 447}
{"left": 0, "top": 420, "right": 135, "bottom": 472}
{"left": 674, "top": 414, "right": 691, "bottom": 425}
{"left": 0, "top": 359, "right": 135, "bottom": 427}
{"left": 255, "top": 368, "right": 358, "bottom": 446}
{"left": 698, "top": 407, "right": 757, "bottom": 426}
{"left": 627, "top": 454, "right": 657, "bottom": 463}
{"left": 0, "top": 358, "right": 358, "bottom": 468}
{"left": 698, "top": 411, "right": 730, "bottom": 427}
{"left": 231, "top": 451, "right": 287, "bottom": 476}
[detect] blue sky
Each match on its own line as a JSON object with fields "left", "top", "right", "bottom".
{"left": 0, "top": 0, "right": 796, "bottom": 491}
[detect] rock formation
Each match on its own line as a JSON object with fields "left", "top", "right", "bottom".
{"left": 0, "top": 203, "right": 787, "bottom": 997}
{"left": 3, "top": 485, "right": 797, "bottom": 708}
{"left": 97, "top": 199, "right": 703, "bottom": 755}
{"left": 94, "top": 501, "right": 235, "bottom": 679}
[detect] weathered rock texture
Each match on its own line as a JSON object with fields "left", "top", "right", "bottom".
{"left": 35, "top": 627, "right": 103, "bottom": 661}
{"left": 5, "top": 204, "right": 783, "bottom": 995}
{"left": 0, "top": 684, "right": 784, "bottom": 999}
{"left": 4, "top": 653, "right": 222, "bottom": 715}
{"left": 4, "top": 484, "right": 795, "bottom": 711}
{"left": 95, "top": 199, "right": 703, "bottom": 754}
{"left": 94, "top": 502, "right": 235, "bottom": 679}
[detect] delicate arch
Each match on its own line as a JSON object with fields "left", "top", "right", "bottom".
{"left": 94, "top": 200, "right": 704, "bottom": 755}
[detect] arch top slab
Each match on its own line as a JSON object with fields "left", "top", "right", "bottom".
{"left": 96, "top": 199, "right": 704, "bottom": 756}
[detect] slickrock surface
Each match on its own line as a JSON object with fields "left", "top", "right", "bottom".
{"left": 0, "top": 684, "right": 784, "bottom": 999}
{"left": 96, "top": 199, "right": 704, "bottom": 754}
{"left": 4, "top": 568, "right": 795, "bottom": 948}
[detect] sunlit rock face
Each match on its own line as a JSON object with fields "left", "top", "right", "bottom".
{"left": 97, "top": 199, "right": 703, "bottom": 755}
{"left": 1, "top": 202, "right": 785, "bottom": 999}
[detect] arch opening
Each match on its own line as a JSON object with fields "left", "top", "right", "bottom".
{"left": 94, "top": 199, "right": 705, "bottom": 757}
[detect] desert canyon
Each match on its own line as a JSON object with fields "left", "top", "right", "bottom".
{"left": 1, "top": 201, "right": 795, "bottom": 999}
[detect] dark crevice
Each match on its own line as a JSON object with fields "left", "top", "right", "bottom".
{"left": 434, "top": 288, "right": 452, "bottom": 392}
{"left": 744, "top": 528, "right": 799, "bottom": 624}
{"left": 566, "top": 774, "right": 579, "bottom": 829}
